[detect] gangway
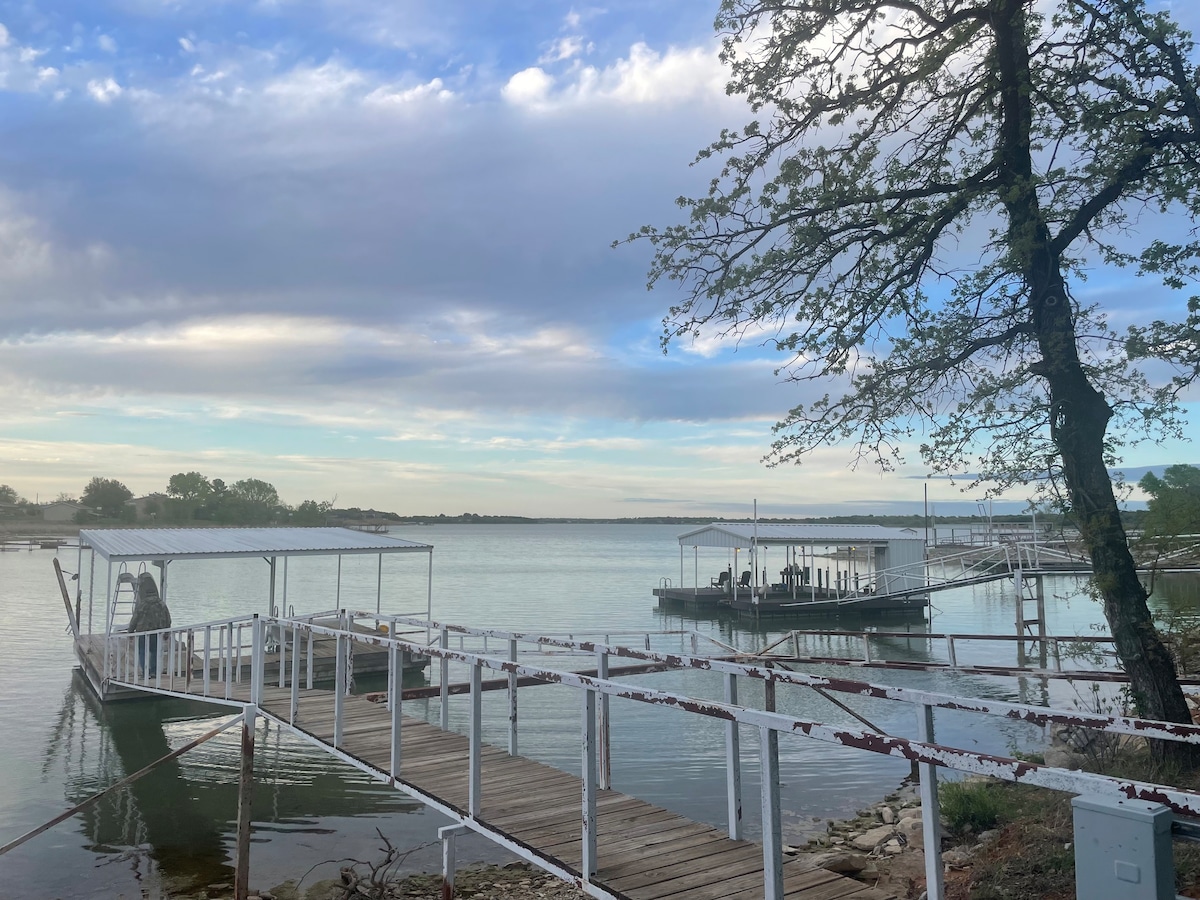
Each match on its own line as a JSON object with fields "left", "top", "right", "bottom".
{"left": 44, "top": 610, "right": 1200, "bottom": 900}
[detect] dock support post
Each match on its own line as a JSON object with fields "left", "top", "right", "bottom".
{"left": 916, "top": 703, "right": 945, "bottom": 900}
{"left": 507, "top": 639, "right": 518, "bottom": 756}
{"left": 468, "top": 661, "right": 482, "bottom": 816}
{"left": 582, "top": 687, "right": 598, "bottom": 880}
{"left": 724, "top": 673, "right": 743, "bottom": 840}
{"left": 389, "top": 638, "right": 402, "bottom": 783}
{"left": 597, "top": 650, "right": 611, "bottom": 790}
{"left": 334, "top": 619, "right": 346, "bottom": 749}
{"left": 439, "top": 824, "right": 469, "bottom": 900}
{"left": 759, "top": 725, "right": 783, "bottom": 900}
{"left": 1036, "top": 575, "right": 1048, "bottom": 668}
{"left": 440, "top": 627, "right": 450, "bottom": 731}
{"left": 234, "top": 703, "right": 257, "bottom": 900}
{"left": 289, "top": 624, "right": 301, "bottom": 724}
{"left": 250, "top": 616, "right": 264, "bottom": 706}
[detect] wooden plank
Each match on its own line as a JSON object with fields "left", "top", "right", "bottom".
{"left": 610, "top": 849, "right": 767, "bottom": 897}
{"left": 496, "top": 795, "right": 647, "bottom": 832}
{"left": 593, "top": 832, "right": 732, "bottom": 877}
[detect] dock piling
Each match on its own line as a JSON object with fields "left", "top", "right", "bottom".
{"left": 235, "top": 703, "right": 257, "bottom": 900}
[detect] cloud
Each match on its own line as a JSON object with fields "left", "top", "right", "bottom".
{"left": 87, "top": 77, "right": 123, "bottom": 103}
{"left": 502, "top": 66, "right": 554, "bottom": 107}
{"left": 539, "top": 35, "right": 588, "bottom": 64}
{"left": 503, "top": 42, "right": 726, "bottom": 111}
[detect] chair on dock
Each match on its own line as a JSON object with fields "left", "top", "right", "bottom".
{"left": 739, "top": 570, "right": 752, "bottom": 589}
{"left": 711, "top": 570, "right": 731, "bottom": 590}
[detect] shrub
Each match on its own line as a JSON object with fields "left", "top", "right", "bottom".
{"left": 940, "top": 780, "right": 1002, "bottom": 833}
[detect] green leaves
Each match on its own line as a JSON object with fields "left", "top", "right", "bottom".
{"left": 635, "top": 0, "right": 1200, "bottom": 494}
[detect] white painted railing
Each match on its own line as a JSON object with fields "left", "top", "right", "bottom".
{"left": 112, "top": 612, "right": 1200, "bottom": 900}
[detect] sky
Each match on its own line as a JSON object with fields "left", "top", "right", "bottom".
{"left": 1, "top": 0, "right": 1198, "bottom": 519}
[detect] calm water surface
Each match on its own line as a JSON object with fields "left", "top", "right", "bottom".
{"left": 2, "top": 524, "right": 1196, "bottom": 898}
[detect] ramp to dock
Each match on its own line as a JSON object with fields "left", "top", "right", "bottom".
{"left": 135, "top": 675, "right": 891, "bottom": 900}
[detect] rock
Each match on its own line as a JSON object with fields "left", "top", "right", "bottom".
{"left": 851, "top": 824, "right": 896, "bottom": 851}
{"left": 879, "top": 806, "right": 896, "bottom": 825}
{"left": 977, "top": 829, "right": 1000, "bottom": 845}
{"left": 806, "top": 851, "right": 872, "bottom": 874}
{"left": 942, "top": 847, "right": 975, "bottom": 867}
{"left": 830, "top": 837, "right": 845, "bottom": 845}
{"left": 1043, "top": 747, "right": 1083, "bottom": 770}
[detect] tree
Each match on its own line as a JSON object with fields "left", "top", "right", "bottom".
{"left": 81, "top": 477, "right": 133, "bottom": 519}
{"left": 166, "top": 471, "right": 212, "bottom": 502}
{"left": 228, "top": 478, "right": 281, "bottom": 525}
{"left": 635, "top": 0, "right": 1200, "bottom": 740}
{"left": 292, "top": 499, "right": 333, "bottom": 526}
{"left": 1140, "top": 466, "right": 1200, "bottom": 563}
{"left": 0, "top": 484, "right": 20, "bottom": 504}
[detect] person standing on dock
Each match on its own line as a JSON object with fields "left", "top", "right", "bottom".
{"left": 128, "top": 572, "right": 171, "bottom": 674}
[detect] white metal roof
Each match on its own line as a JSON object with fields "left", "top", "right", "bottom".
{"left": 81, "top": 526, "right": 433, "bottom": 562}
{"left": 677, "top": 523, "right": 924, "bottom": 549}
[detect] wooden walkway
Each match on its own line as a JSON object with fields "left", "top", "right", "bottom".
{"left": 153, "top": 678, "right": 894, "bottom": 900}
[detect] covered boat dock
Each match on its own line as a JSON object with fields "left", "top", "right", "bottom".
{"left": 654, "top": 523, "right": 929, "bottom": 618}
{"left": 67, "top": 527, "right": 435, "bottom": 701}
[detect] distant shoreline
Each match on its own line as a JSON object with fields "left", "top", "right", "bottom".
{"left": 0, "top": 511, "right": 1055, "bottom": 538}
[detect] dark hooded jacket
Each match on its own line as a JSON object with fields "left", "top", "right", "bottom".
{"left": 128, "top": 573, "right": 172, "bottom": 632}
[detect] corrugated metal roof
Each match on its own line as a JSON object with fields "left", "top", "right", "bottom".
{"left": 81, "top": 526, "right": 432, "bottom": 562}
{"left": 677, "top": 523, "right": 924, "bottom": 548}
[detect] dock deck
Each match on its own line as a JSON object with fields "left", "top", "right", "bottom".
{"left": 159, "top": 678, "right": 892, "bottom": 900}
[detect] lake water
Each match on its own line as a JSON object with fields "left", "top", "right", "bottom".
{"left": 2, "top": 524, "right": 1196, "bottom": 899}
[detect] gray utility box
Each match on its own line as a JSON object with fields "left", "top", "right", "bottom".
{"left": 1071, "top": 795, "right": 1174, "bottom": 900}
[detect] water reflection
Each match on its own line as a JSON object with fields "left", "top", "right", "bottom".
{"left": 1150, "top": 572, "right": 1200, "bottom": 614}
{"left": 44, "top": 675, "right": 423, "bottom": 894}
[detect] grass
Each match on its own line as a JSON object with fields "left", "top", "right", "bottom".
{"left": 939, "top": 781, "right": 1003, "bottom": 834}
{"left": 937, "top": 745, "right": 1200, "bottom": 900}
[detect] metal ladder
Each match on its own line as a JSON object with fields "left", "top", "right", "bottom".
{"left": 107, "top": 562, "right": 146, "bottom": 634}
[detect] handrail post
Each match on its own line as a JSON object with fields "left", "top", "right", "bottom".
{"left": 224, "top": 623, "right": 234, "bottom": 700}
{"left": 439, "top": 626, "right": 450, "bottom": 731}
{"left": 334, "top": 626, "right": 346, "bottom": 749}
{"left": 759, "top": 724, "right": 783, "bottom": 900}
{"left": 724, "top": 672, "right": 743, "bottom": 839}
{"left": 469, "top": 659, "right": 482, "bottom": 816}
{"left": 203, "top": 625, "right": 212, "bottom": 695}
{"left": 306, "top": 627, "right": 314, "bottom": 689}
{"left": 389, "top": 638, "right": 402, "bottom": 783}
{"left": 439, "top": 824, "right": 468, "bottom": 900}
{"left": 582, "top": 686, "right": 598, "bottom": 880}
{"left": 154, "top": 630, "right": 163, "bottom": 690}
{"left": 597, "top": 649, "right": 611, "bottom": 790}
{"left": 278, "top": 619, "right": 287, "bottom": 688}
{"left": 507, "top": 638, "right": 519, "bottom": 756}
{"left": 917, "top": 703, "right": 945, "bottom": 900}
{"left": 234, "top": 703, "right": 257, "bottom": 900}
{"left": 343, "top": 609, "right": 356, "bottom": 695}
{"left": 250, "top": 615, "right": 264, "bottom": 706}
{"left": 289, "top": 623, "right": 301, "bottom": 724}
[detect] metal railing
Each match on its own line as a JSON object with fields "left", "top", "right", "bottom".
{"left": 110, "top": 612, "right": 1200, "bottom": 900}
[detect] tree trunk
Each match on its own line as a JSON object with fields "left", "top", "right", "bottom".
{"left": 990, "top": 0, "right": 1193, "bottom": 761}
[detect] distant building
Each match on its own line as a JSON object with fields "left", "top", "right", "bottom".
{"left": 42, "top": 501, "right": 94, "bottom": 523}
{"left": 0, "top": 502, "right": 25, "bottom": 519}
{"left": 125, "top": 493, "right": 169, "bottom": 520}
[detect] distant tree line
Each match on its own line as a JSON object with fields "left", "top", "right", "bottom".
{"left": 0, "top": 474, "right": 341, "bottom": 527}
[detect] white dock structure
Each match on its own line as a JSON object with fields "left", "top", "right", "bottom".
{"left": 66, "top": 527, "right": 435, "bottom": 702}
{"left": 29, "top": 527, "right": 1200, "bottom": 900}
{"left": 656, "top": 523, "right": 928, "bottom": 616}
